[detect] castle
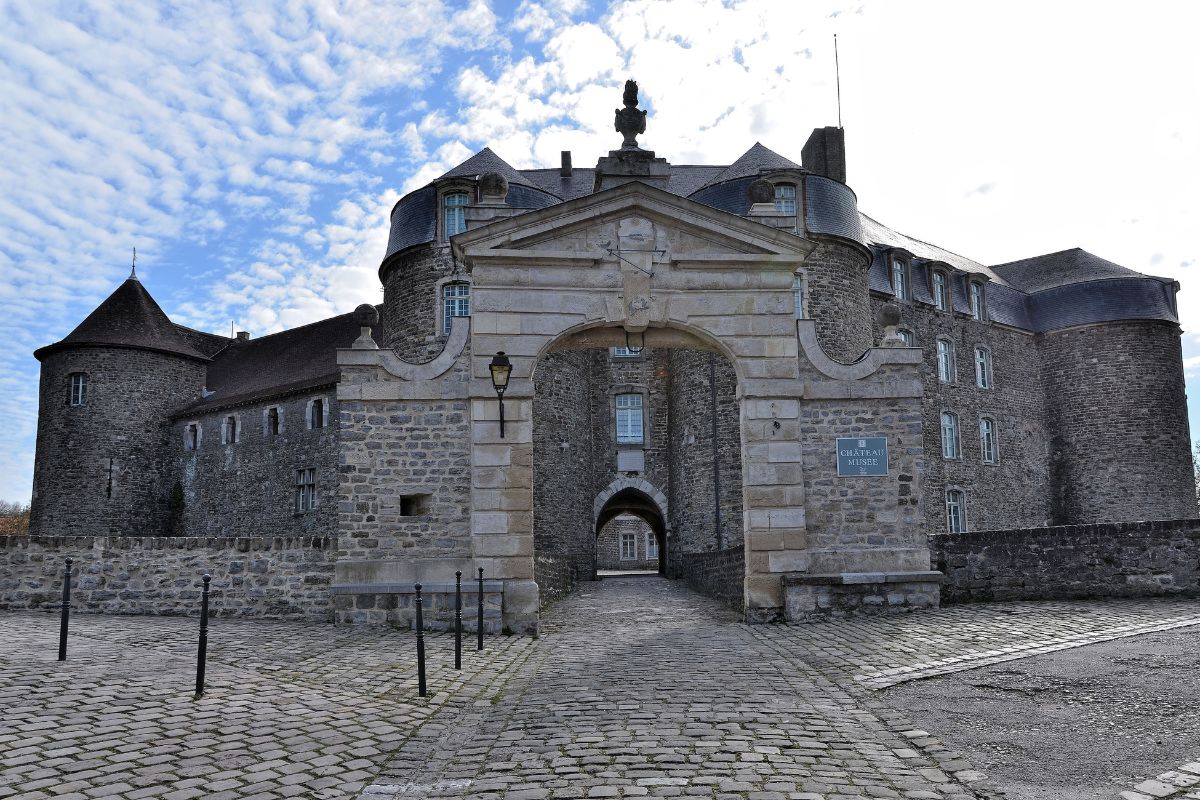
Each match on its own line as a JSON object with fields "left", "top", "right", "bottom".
{"left": 28, "top": 83, "right": 1197, "bottom": 629}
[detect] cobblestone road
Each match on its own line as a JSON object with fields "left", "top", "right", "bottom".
{"left": 3, "top": 578, "right": 1199, "bottom": 800}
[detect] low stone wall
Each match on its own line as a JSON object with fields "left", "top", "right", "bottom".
{"left": 783, "top": 572, "right": 942, "bottom": 622}
{"left": 932, "top": 519, "right": 1200, "bottom": 603}
{"left": 534, "top": 553, "right": 577, "bottom": 607}
{"left": 678, "top": 546, "right": 744, "bottom": 612}
{"left": 331, "top": 582, "right": 504, "bottom": 632}
{"left": 0, "top": 535, "right": 336, "bottom": 619}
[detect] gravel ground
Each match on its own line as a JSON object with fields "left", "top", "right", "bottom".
{"left": 878, "top": 626, "right": 1200, "bottom": 799}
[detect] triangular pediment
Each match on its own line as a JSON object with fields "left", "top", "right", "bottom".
{"left": 453, "top": 180, "right": 812, "bottom": 267}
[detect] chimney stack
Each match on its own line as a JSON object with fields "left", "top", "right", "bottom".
{"left": 801, "top": 127, "right": 847, "bottom": 184}
{"left": 560, "top": 150, "right": 573, "bottom": 177}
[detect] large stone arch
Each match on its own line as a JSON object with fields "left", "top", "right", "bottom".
{"left": 592, "top": 477, "right": 668, "bottom": 527}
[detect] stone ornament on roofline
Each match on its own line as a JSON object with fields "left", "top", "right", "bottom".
{"left": 614, "top": 79, "right": 647, "bottom": 149}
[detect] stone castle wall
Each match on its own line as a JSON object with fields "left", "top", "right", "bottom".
{"left": 596, "top": 515, "right": 659, "bottom": 571}
{"left": 0, "top": 534, "right": 336, "bottom": 619}
{"left": 172, "top": 391, "right": 339, "bottom": 538}
{"left": 804, "top": 240, "right": 872, "bottom": 363}
{"left": 32, "top": 348, "right": 205, "bottom": 538}
{"left": 678, "top": 546, "right": 744, "bottom": 611}
{"left": 933, "top": 519, "right": 1200, "bottom": 602}
{"left": 380, "top": 244, "right": 459, "bottom": 362}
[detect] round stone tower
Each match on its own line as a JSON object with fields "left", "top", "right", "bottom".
{"left": 31, "top": 275, "right": 208, "bottom": 537}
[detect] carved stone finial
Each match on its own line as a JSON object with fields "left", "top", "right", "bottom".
{"left": 614, "top": 79, "right": 647, "bottom": 149}
{"left": 878, "top": 303, "right": 905, "bottom": 347}
{"left": 353, "top": 303, "right": 380, "bottom": 350}
{"left": 748, "top": 179, "right": 773, "bottom": 205}
{"left": 479, "top": 171, "right": 509, "bottom": 201}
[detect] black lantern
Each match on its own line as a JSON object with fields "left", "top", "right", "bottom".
{"left": 488, "top": 352, "right": 512, "bottom": 438}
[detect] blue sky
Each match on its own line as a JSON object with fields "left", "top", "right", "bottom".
{"left": 2, "top": 0, "right": 1199, "bottom": 503}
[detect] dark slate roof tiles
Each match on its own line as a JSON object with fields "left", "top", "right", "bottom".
{"left": 439, "top": 147, "right": 536, "bottom": 188}
{"left": 699, "top": 142, "right": 802, "bottom": 188}
{"left": 990, "top": 248, "right": 1149, "bottom": 294}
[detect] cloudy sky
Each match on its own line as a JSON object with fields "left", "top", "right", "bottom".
{"left": 1, "top": 0, "right": 1198, "bottom": 503}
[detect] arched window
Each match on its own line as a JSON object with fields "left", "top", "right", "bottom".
{"left": 931, "top": 270, "right": 949, "bottom": 312}
{"left": 69, "top": 372, "right": 87, "bottom": 406}
{"left": 309, "top": 398, "right": 325, "bottom": 430}
{"left": 979, "top": 417, "right": 998, "bottom": 464}
{"left": 774, "top": 184, "right": 797, "bottom": 214}
{"left": 945, "top": 489, "right": 967, "bottom": 533}
{"left": 615, "top": 393, "right": 644, "bottom": 444}
{"left": 442, "top": 282, "right": 471, "bottom": 334}
{"left": 941, "top": 411, "right": 960, "bottom": 460}
{"left": 974, "top": 346, "right": 992, "bottom": 389}
{"left": 891, "top": 257, "right": 910, "bottom": 301}
{"left": 969, "top": 281, "right": 986, "bottom": 321}
{"left": 936, "top": 339, "right": 955, "bottom": 383}
{"left": 443, "top": 191, "right": 468, "bottom": 238}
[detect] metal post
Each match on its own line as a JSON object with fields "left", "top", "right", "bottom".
{"left": 497, "top": 391, "right": 505, "bottom": 438}
{"left": 57, "top": 558, "right": 72, "bottom": 662}
{"left": 414, "top": 583, "right": 427, "bottom": 697}
{"left": 477, "top": 567, "right": 485, "bottom": 651}
{"left": 195, "top": 574, "right": 210, "bottom": 698}
{"left": 454, "top": 571, "right": 462, "bottom": 670}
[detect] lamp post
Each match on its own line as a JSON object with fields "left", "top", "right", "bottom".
{"left": 488, "top": 352, "right": 512, "bottom": 438}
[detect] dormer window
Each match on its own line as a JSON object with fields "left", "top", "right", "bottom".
{"left": 443, "top": 191, "right": 468, "bottom": 239}
{"left": 891, "top": 257, "right": 910, "bottom": 301}
{"left": 442, "top": 282, "right": 470, "bottom": 334}
{"left": 932, "top": 270, "right": 949, "bottom": 312}
{"left": 969, "top": 281, "right": 986, "bottom": 321}
{"left": 774, "top": 184, "right": 796, "bottom": 214}
{"left": 69, "top": 372, "right": 87, "bottom": 406}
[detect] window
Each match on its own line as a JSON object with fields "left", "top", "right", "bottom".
{"left": 69, "top": 373, "right": 87, "bottom": 406}
{"left": 620, "top": 532, "right": 637, "bottom": 561}
{"left": 295, "top": 468, "right": 316, "bottom": 513}
{"left": 185, "top": 423, "right": 201, "bottom": 451}
{"left": 266, "top": 407, "right": 281, "bottom": 437}
{"left": 891, "top": 257, "right": 909, "bottom": 301}
{"left": 932, "top": 270, "right": 949, "bottom": 312}
{"left": 615, "top": 394, "right": 644, "bottom": 444}
{"left": 442, "top": 282, "right": 470, "bottom": 334}
{"left": 774, "top": 184, "right": 796, "bottom": 214}
{"left": 936, "top": 339, "right": 955, "bottom": 383}
{"left": 897, "top": 328, "right": 914, "bottom": 346}
{"left": 980, "top": 417, "right": 998, "bottom": 464}
{"left": 969, "top": 281, "right": 986, "bottom": 321}
{"left": 612, "top": 347, "right": 639, "bottom": 357}
{"left": 645, "top": 533, "right": 659, "bottom": 560}
{"left": 945, "top": 489, "right": 966, "bottom": 533}
{"left": 974, "top": 346, "right": 992, "bottom": 389}
{"left": 221, "top": 415, "right": 239, "bottom": 445}
{"left": 443, "top": 191, "right": 468, "bottom": 238}
{"left": 309, "top": 398, "right": 325, "bottom": 430}
{"left": 941, "top": 411, "right": 960, "bottom": 460}
{"left": 792, "top": 275, "right": 806, "bottom": 319}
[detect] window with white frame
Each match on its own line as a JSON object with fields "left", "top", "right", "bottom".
{"left": 941, "top": 411, "right": 960, "bottom": 460}
{"left": 774, "top": 184, "right": 796, "bottom": 214}
{"left": 792, "top": 274, "right": 806, "bottom": 319}
{"left": 612, "top": 347, "right": 639, "bottom": 357}
{"left": 185, "top": 422, "right": 201, "bottom": 451}
{"left": 309, "top": 398, "right": 326, "bottom": 430}
{"left": 969, "top": 281, "right": 986, "bottom": 321}
{"left": 295, "top": 468, "right": 316, "bottom": 513}
{"left": 945, "top": 489, "right": 966, "bottom": 533}
{"left": 979, "top": 417, "right": 998, "bottom": 464}
{"left": 442, "top": 282, "right": 470, "bottom": 334}
{"left": 645, "top": 533, "right": 659, "bottom": 560}
{"left": 221, "top": 414, "right": 239, "bottom": 444}
{"left": 936, "top": 339, "right": 955, "bottom": 383}
{"left": 932, "top": 270, "right": 949, "bottom": 312}
{"left": 897, "top": 328, "right": 914, "bottom": 346}
{"left": 891, "top": 257, "right": 909, "bottom": 300}
{"left": 69, "top": 372, "right": 87, "bottom": 406}
{"left": 443, "top": 191, "right": 468, "bottom": 238}
{"left": 615, "top": 393, "right": 644, "bottom": 444}
{"left": 620, "top": 531, "right": 637, "bottom": 561}
{"left": 974, "top": 346, "right": 992, "bottom": 389}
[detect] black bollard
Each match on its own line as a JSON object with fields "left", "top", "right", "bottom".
{"left": 57, "top": 558, "right": 72, "bottom": 662}
{"left": 454, "top": 571, "right": 462, "bottom": 670}
{"left": 414, "top": 583, "right": 427, "bottom": 697}
{"left": 477, "top": 567, "right": 484, "bottom": 651}
{"left": 195, "top": 574, "right": 211, "bottom": 699}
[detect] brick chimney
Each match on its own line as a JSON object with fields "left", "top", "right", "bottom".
{"left": 802, "top": 127, "right": 846, "bottom": 184}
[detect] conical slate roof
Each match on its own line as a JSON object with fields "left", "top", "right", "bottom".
{"left": 697, "top": 142, "right": 802, "bottom": 189}
{"left": 438, "top": 147, "right": 535, "bottom": 188}
{"left": 35, "top": 277, "right": 207, "bottom": 361}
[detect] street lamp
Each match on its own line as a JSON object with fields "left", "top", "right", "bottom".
{"left": 488, "top": 351, "right": 512, "bottom": 438}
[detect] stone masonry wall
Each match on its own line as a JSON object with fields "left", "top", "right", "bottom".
{"left": 32, "top": 348, "right": 205, "bottom": 538}
{"left": 804, "top": 240, "right": 872, "bottom": 363}
{"left": 339, "top": 399, "right": 472, "bottom": 561}
{"left": 590, "top": 348, "right": 672, "bottom": 501}
{"left": 665, "top": 349, "right": 742, "bottom": 572}
{"left": 534, "top": 553, "right": 577, "bottom": 607}
{"left": 0, "top": 534, "right": 336, "bottom": 619}
{"left": 172, "top": 391, "right": 338, "bottom": 538}
{"left": 380, "top": 244, "right": 460, "bottom": 362}
{"left": 1039, "top": 321, "right": 1197, "bottom": 524}
{"left": 678, "top": 546, "right": 744, "bottom": 611}
{"left": 870, "top": 295, "right": 1054, "bottom": 535}
{"left": 596, "top": 515, "right": 659, "bottom": 571}
{"left": 932, "top": 519, "right": 1200, "bottom": 602}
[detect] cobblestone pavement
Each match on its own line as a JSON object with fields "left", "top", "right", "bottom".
{"left": 1122, "top": 761, "right": 1200, "bottom": 800}
{"left": 3, "top": 581, "right": 1200, "bottom": 800}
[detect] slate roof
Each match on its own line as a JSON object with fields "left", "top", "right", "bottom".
{"left": 176, "top": 310, "right": 378, "bottom": 416}
{"left": 438, "top": 147, "right": 537, "bottom": 188}
{"left": 35, "top": 277, "right": 208, "bottom": 361}
{"left": 990, "top": 248, "right": 1148, "bottom": 294}
{"left": 698, "top": 143, "right": 802, "bottom": 188}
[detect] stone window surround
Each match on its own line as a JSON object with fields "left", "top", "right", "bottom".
{"left": 262, "top": 405, "right": 284, "bottom": 437}
{"left": 438, "top": 180, "right": 475, "bottom": 241}
{"left": 940, "top": 410, "right": 961, "bottom": 461}
{"left": 888, "top": 250, "right": 913, "bottom": 302}
{"left": 305, "top": 396, "right": 330, "bottom": 431}
{"left": 979, "top": 415, "right": 999, "bottom": 465}
{"left": 930, "top": 267, "right": 951, "bottom": 313}
{"left": 183, "top": 421, "right": 202, "bottom": 451}
{"left": 936, "top": 337, "right": 956, "bottom": 384}
{"left": 437, "top": 276, "right": 471, "bottom": 337}
{"left": 945, "top": 486, "right": 968, "bottom": 533}
{"left": 968, "top": 278, "right": 988, "bottom": 321}
{"left": 220, "top": 414, "right": 241, "bottom": 445}
{"left": 792, "top": 270, "right": 807, "bottom": 319}
{"left": 619, "top": 531, "right": 638, "bottom": 561}
{"left": 610, "top": 384, "right": 651, "bottom": 447}
{"left": 69, "top": 372, "right": 87, "bottom": 406}
{"left": 974, "top": 344, "right": 993, "bottom": 389}
{"left": 294, "top": 467, "right": 316, "bottom": 513}
{"left": 773, "top": 182, "right": 797, "bottom": 215}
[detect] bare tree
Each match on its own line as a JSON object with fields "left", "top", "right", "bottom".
{"left": 0, "top": 500, "right": 30, "bottom": 535}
